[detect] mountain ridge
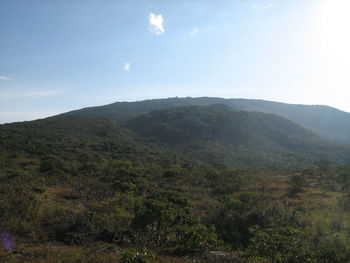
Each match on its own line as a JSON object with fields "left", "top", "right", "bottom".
{"left": 2, "top": 104, "right": 349, "bottom": 168}
{"left": 62, "top": 97, "right": 350, "bottom": 144}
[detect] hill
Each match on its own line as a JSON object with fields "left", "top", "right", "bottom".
{"left": 126, "top": 105, "right": 350, "bottom": 167}
{"left": 1, "top": 106, "right": 350, "bottom": 263}
{"left": 63, "top": 97, "right": 350, "bottom": 144}
{"left": 2, "top": 105, "right": 349, "bottom": 168}
{"left": 0, "top": 115, "right": 174, "bottom": 166}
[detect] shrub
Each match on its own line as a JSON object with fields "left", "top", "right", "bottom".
{"left": 248, "top": 226, "right": 315, "bottom": 263}
{"left": 171, "top": 224, "right": 218, "bottom": 254}
{"left": 122, "top": 249, "right": 155, "bottom": 263}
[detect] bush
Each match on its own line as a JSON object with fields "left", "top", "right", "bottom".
{"left": 122, "top": 249, "right": 156, "bottom": 263}
{"left": 171, "top": 224, "right": 218, "bottom": 254}
{"left": 84, "top": 196, "right": 134, "bottom": 243}
{"left": 248, "top": 226, "right": 315, "bottom": 263}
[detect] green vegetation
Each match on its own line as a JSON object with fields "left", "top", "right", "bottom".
{"left": 1, "top": 104, "right": 350, "bottom": 262}
{"left": 126, "top": 105, "right": 350, "bottom": 167}
{"left": 63, "top": 97, "right": 350, "bottom": 144}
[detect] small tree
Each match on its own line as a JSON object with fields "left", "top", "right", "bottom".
{"left": 248, "top": 226, "right": 315, "bottom": 263}
{"left": 170, "top": 224, "right": 218, "bottom": 254}
{"left": 287, "top": 173, "right": 307, "bottom": 197}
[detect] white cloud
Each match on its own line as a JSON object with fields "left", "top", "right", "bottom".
{"left": 189, "top": 27, "right": 199, "bottom": 38}
{"left": 148, "top": 13, "right": 165, "bottom": 35}
{"left": 252, "top": 1, "right": 273, "bottom": 9}
{"left": 123, "top": 62, "right": 131, "bottom": 71}
{"left": 0, "top": 75, "right": 12, "bottom": 80}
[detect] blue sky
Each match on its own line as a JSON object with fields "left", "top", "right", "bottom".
{"left": 1, "top": 0, "right": 350, "bottom": 123}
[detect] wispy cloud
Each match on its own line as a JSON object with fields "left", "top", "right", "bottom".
{"left": 189, "top": 27, "right": 199, "bottom": 38}
{"left": 0, "top": 75, "right": 13, "bottom": 81}
{"left": 27, "top": 90, "right": 63, "bottom": 96}
{"left": 148, "top": 13, "right": 165, "bottom": 35}
{"left": 0, "top": 89, "right": 63, "bottom": 100}
{"left": 123, "top": 62, "right": 131, "bottom": 71}
{"left": 252, "top": 1, "right": 273, "bottom": 10}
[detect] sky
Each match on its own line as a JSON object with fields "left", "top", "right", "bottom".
{"left": 0, "top": 0, "right": 350, "bottom": 123}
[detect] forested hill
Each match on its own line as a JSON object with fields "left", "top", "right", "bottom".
{"left": 62, "top": 97, "right": 350, "bottom": 144}
{"left": 1, "top": 105, "right": 350, "bottom": 262}
{"left": 126, "top": 105, "right": 350, "bottom": 167}
{"left": 2, "top": 105, "right": 349, "bottom": 168}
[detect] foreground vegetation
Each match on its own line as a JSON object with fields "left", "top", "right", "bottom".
{"left": 1, "top": 154, "right": 350, "bottom": 262}
{"left": 1, "top": 107, "right": 350, "bottom": 262}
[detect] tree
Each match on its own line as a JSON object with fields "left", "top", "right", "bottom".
{"left": 170, "top": 224, "right": 218, "bottom": 254}
{"left": 248, "top": 226, "right": 315, "bottom": 263}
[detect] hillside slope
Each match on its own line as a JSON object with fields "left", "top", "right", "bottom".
{"left": 126, "top": 105, "right": 350, "bottom": 167}
{"left": 2, "top": 105, "right": 350, "bottom": 168}
{"left": 0, "top": 116, "right": 173, "bottom": 167}
{"left": 62, "top": 97, "right": 350, "bottom": 144}
{"left": 1, "top": 106, "right": 350, "bottom": 263}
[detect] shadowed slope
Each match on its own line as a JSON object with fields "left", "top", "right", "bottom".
{"left": 126, "top": 105, "right": 350, "bottom": 167}
{"left": 62, "top": 97, "right": 350, "bottom": 144}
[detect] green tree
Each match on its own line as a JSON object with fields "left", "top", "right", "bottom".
{"left": 84, "top": 195, "right": 134, "bottom": 244}
{"left": 248, "top": 226, "right": 315, "bottom": 263}
{"left": 170, "top": 224, "right": 218, "bottom": 254}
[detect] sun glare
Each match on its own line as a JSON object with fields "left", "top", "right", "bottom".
{"left": 311, "top": 0, "right": 350, "bottom": 109}
{"left": 318, "top": 0, "right": 350, "bottom": 58}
